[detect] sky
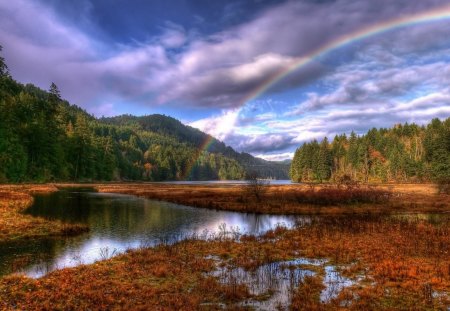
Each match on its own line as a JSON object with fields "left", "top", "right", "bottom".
{"left": 1, "top": 0, "right": 450, "bottom": 161}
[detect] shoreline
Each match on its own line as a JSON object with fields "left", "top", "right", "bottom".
{"left": 0, "top": 183, "right": 449, "bottom": 309}
{"left": 1, "top": 212, "right": 449, "bottom": 309}
{"left": 94, "top": 182, "right": 449, "bottom": 215}
{"left": 0, "top": 185, "right": 88, "bottom": 244}
{"left": 0, "top": 182, "right": 447, "bottom": 245}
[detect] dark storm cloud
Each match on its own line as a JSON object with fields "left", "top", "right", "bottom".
{"left": 2, "top": 0, "right": 450, "bottom": 159}
{"left": 2, "top": 0, "right": 450, "bottom": 112}
{"left": 224, "top": 132, "right": 298, "bottom": 153}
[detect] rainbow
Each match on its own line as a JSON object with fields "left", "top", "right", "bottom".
{"left": 184, "top": 5, "right": 450, "bottom": 179}
{"left": 240, "top": 4, "right": 450, "bottom": 108}
{"left": 182, "top": 134, "right": 216, "bottom": 179}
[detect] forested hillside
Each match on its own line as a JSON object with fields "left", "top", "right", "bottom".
{"left": 0, "top": 46, "right": 287, "bottom": 182}
{"left": 290, "top": 119, "right": 450, "bottom": 183}
{"left": 101, "top": 115, "right": 290, "bottom": 179}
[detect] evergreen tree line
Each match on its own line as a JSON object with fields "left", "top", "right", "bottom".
{"left": 0, "top": 46, "right": 255, "bottom": 182}
{"left": 290, "top": 119, "right": 450, "bottom": 183}
{"left": 101, "top": 114, "right": 290, "bottom": 179}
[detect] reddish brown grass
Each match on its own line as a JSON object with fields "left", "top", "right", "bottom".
{"left": 0, "top": 185, "right": 88, "bottom": 243}
{"left": 94, "top": 182, "right": 449, "bottom": 215}
{"left": 1, "top": 214, "right": 449, "bottom": 310}
{"left": 0, "top": 183, "right": 448, "bottom": 309}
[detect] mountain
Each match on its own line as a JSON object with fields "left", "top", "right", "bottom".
{"left": 100, "top": 114, "right": 290, "bottom": 179}
{"left": 0, "top": 66, "right": 288, "bottom": 182}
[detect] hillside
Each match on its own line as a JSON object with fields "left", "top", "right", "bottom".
{"left": 100, "top": 114, "right": 290, "bottom": 179}
{"left": 0, "top": 61, "right": 287, "bottom": 182}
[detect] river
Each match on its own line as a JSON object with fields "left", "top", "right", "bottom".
{"left": 0, "top": 187, "right": 305, "bottom": 278}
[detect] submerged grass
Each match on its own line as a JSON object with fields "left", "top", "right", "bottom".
{"left": 1, "top": 214, "right": 449, "bottom": 310}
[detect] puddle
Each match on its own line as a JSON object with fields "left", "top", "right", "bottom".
{"left": 432, "top": 290, "right": 450, "bottom": 310}
{"left": 208, "top": 257, "right": 354, "bottom": 310}
{"left": 321, "top": 265, "right": 355, "bottom": 303}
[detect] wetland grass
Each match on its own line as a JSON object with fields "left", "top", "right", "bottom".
{"left": 1, "top": 213, "right": 449, "bottom": 310}
{"left": 0, "top": 186, "right": 88, "bottom": 243}
{"left": 0, "top": 183, "right": 448, "bottom": 309}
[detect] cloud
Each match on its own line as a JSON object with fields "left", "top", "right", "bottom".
{"left": 155, "top": 53, "right": 300, "bottom": 107}
{"left": 0, "top": 0, "right": 171, "bottom": 108}
{"left": 285, "top": 90, "right": 450, "bottom": 140}
{"left": 190, "top": 108, "right": 299, "bottom": 153}
{"left": 158, "top": 22, "right": 187, "bottom": 48}
{"left": 189, "top": 109, "right": 240, "bottom": 141}
{"left": 287, "top": 54, "right": 450, "bottom": 116}
{"left": 2, "top": 0, "right": 450, "bottom": 158}
{"left": 0, "top": 1, "right": 107, "bottom": 104}
{"left": 233, "top": 132, "right": 297, "bottom": 153}
{"left": 144, "top": 0, "right": 450, "bottom": 109}
{"left": 3, "top": 0, "right": 450, "bottom": 112}
{"left": 89, "top": 103, "right": 117, "bottom": 117}
{"left": 256, "top": 152, "right": 294, "bottom": 162}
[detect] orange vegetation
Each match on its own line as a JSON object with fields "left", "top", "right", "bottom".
{"left": 1, "top": 214, "right": 449, "bottom": 310}
{"left": 95, "top": 182, "right": 449, "bottom": 215}
{"left": 0, "top": 185, "right": 88, "bottom": 243}
{"left": 0, "top": 183, "right": 449, "bottom": 309}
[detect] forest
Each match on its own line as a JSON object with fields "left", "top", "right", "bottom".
{"left": 290, "top": 118, "right": 450, "bottom": 184}
{"left": 0, "top": 46, "right": 288, "bottom": 183}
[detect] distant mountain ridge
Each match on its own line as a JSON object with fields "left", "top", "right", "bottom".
{"left": 100, "top": 114, "right": 290, "bottom": 179}
{"left": 0, "top": 66, "right": 288, "bottom": 181}
{"left": 0, "top": 43, "right": 289, "bottom": 182}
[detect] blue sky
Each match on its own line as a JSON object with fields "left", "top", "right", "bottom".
{"left": 1, "top": 0, "right": 450, "bottom": 160}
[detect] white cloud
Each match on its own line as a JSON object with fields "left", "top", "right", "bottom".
{"left": 89, "top": 103, "right": 116, "bottom": 117}
{"left": 3, "top": 0, "right": 450, "bottom": 111}
{"left": 2, "top": 0, "right": 450, "bottom": 159}
{"left": 158, "top": 22, "right": 187, "bottom": 48}
{"left": 256, "top": 152, "right": 294, "bottom": 161}
{"left": 189, "top": 109, "right": 240, "bottom": 141}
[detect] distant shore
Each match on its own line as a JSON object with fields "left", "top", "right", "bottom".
{"left": 95, "top": 182, "right": 449, "bottom": 215}
{"left": 0, "top": 182, "right": 448, "bottom": 244}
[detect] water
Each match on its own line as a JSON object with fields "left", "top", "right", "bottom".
{"left": 0, "top": 188, "right": 304, "bottom": 278}
{"left": 160, "top": 179, "right": 297, "bottom": 185}
{"left": 209, "top": 257, "right": 354, "bottom": 310}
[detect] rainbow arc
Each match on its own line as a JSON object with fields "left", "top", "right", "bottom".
{"left": 184, "top": 5, "right": 450, "bottom": 179}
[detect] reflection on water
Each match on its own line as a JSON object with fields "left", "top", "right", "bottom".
{"left": 209, "top": 257, "right": 354, "bottom": 310}
{"left": 160, "top": 179, "right": 297, "bottom": 185}
{"left": 0, "top": 189, "right": 304, "bottom": 278}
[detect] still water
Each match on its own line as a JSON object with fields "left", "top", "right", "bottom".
{"left": 160, "top": 179, "right": 296, "bottom": 185}
{"left": 0, "top": 188, "right": 304, "bottom": 278}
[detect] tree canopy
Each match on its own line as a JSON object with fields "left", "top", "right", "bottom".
{"left": 0, "top": 47, "right": 288, "bottom": 182}
{"left": 290, "top": 119, "right": 450, "bottom": 183}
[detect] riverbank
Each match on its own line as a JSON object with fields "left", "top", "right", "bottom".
{"left": 95, "top": 182, "right": 449, "bottom": 215}
{"left": 1, "top": 214, "right": 449, "bottom": 310}
{"left": 0, "top": 185, "right": 88, "bottom": 243}
{"left": 0, "top": 182, "right": 447, "bottom": 244}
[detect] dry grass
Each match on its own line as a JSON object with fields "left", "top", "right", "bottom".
{"left": 0, "top": 185, "right": 88, "bottom": 243}
{"left": 94, "top": 182, "right": 449, "bottom": 215}
{"left": 1, "top": 214, "right": 449, "bottom": 310}
{"left": 0, "top": 182, "right": 449, "bottom": 309}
